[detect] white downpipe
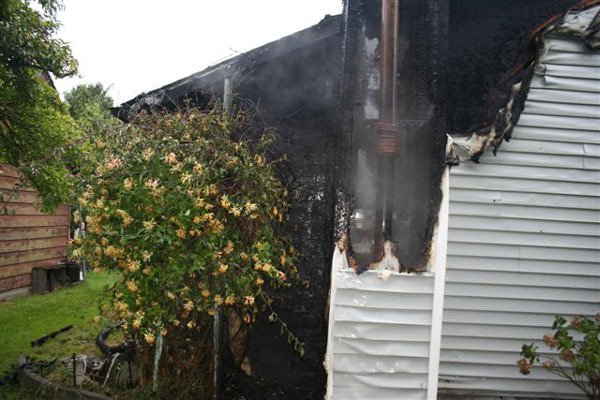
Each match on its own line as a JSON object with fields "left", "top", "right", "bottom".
{"left": 427, "top": 166, "right": 450, "bottom": 399}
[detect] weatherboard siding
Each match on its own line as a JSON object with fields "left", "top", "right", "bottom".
{"left": 328, "top": 269, "right": 434, "bottom": 399}
{"left": 441, "top": 36, "right": 600, "bottom": 398}
{"left": 0, "top": 164, "right": 69, "bottom": 299}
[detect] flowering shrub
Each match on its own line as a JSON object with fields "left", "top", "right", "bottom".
{"left": 518, "top": 314, "right": 600, "bottom": 399}
{"left": 74, "top": 105, "right": 300, "bottom": 375}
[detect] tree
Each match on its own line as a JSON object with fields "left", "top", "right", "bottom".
{"left": 0, "top": 0, "right": 79, "bottom": 212}
{"left": 64, "top": 83, "right": 116, "bottom": 131}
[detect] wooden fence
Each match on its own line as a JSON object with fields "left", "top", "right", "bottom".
{"left": 0, "top": 164, "right": 69, "bottom": 300}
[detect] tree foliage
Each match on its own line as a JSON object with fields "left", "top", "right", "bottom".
{"left": 64, "top": 82, "right": 116, "bottom": 131}
{"left": 0, "top": 0, "right": 79, "bottom": 212}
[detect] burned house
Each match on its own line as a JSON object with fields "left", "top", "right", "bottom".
{"left": 118, "top": 1, "right": 599, "bottom": 399}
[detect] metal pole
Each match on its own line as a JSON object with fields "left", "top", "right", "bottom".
{"left": 374, "top": 0, "right": 400, "bottom": 255}
{"left": 79, "top": 205, "right": 86, "bottom": 281}
{"left": 213, "top": 77, "right": 232, "bottom": 399}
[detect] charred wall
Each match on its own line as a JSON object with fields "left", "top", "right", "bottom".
{"left": 446, "top": 0, "right": 576, "bottom": 133}
{"left": 222, "top": 31, "right": 344, "bottom": 400}
{"left": 344, "top": 0, "right": 449, "bottom": 269}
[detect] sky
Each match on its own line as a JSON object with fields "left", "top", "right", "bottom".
{"left": 54, "top": 0, "right": 343, "bottom": 105}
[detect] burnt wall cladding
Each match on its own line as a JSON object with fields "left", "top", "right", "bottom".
{"left": 345, "top": 0, "right": 448, "bottom": 268}
{"left": 446, "top": 0, "right": 576, "bottom": 133}
{"left": 228, "top": 33, "right": 343, "bottom": 399}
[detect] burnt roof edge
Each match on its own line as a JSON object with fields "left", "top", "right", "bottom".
{"left": 448, "top": 0, "right": 600, "bottom": 165}
{"left": 114, "top": 14, "right": 342, "bottom": 121}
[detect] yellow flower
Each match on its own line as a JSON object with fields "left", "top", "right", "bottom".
{"left": 160, "top": 328, "right": 168, "bottom": 336}
{"left": 244, "top": 295, "right": 255, "bottom": 306}
{"left": 201, "top": 289, "right": 210, "bottom": 298}
{"left": 173, "top": 319, "right": 180, "bottom": 327}
{"left": 126, "top": 280, "right": 138, "bottom": 292}
{"left": 280, "top": 254, "right": 287, "bottom": 266}
{"left": 224, "top": 295, "right": 235, "bottom": 306}
{"left": 262, "top": 263, "right": 272, "bottom": 273}
{"left": 144, "top": 332, "right": 156, "bottom": 344}
{"left": 206, "top": 183, "right": 219, "bottom": 196}
{"left": 183, "top": 300, "right": 194, "bottom": 311}
{"left": 193, "top": 163, "right": 204, "bottom": 174}
{"left": 171, "top": 162, "right": 183, "bottom": 172}
{"left": 254, "top": 154, "right": 265, "bottom": 166}
{"left": 145, "top": 179, "right": 159, "bottom": 190}
{"left": 165, "top": 152, "right": 177, "bottom": 164}
{"left": 220, "top": 195, "right": 231, "bottom": 209}
{"left": 123, "top": 178, "right": 133, "bottom": 191}
{"left": 214, "top": 295, "right": 223, "bottom": 306}
{"left": 186, "top": 320, "right": 196, "bottom": 329}
{"left": 142, "top": 267, "right": 151, "bottom": 275}
{"left": 127, "top": 260, "right": 140, "bottom": 272}
{"left": 132, "top": 319, "right": 142, "bottom": 329}
{"left": 277, "top": 271, "right": 287, "bottom": 281}
{"left": 176, "top": 228, "right": 187, "bottom": 239}
{"left": 244, "top": 202, "right": 258, "bottom": 214}
{"left": 193, "top": 215, "right": 201, "bottom": 224}
{"left": 143, "top": 219, "right": 156, "bottom": 231}
{"left": 142, "top": 251, "right": 152, "bottom": 262}
{"left": 243, "top": 314, "right": 252, "bottom": 324}
{"left": 105, "top": 245, "right": 119, "bottom": 258}
{"left": 72, "top": 209, "right": 80, "bottom": 223}
{"left": 107, "top": 157, "right": 122, "bottom": 170}
{"left": 218, "top": 263, "right": 228, "bottom": 274}
{"left": 224, "top": 241, "right": 234, "bottom": 254}
{"left": 229, "top": 206, "right": 241, "bottom": 217}
{"left": 273, "top": 206, "right": 278, "bottom": 216}
{"left": 166, "top": 291, "right": 176, "bottom": 300}
{"left": 256, "top": 277, "right": 264, "bottom": 285}
{"left": 93, "top": 315, "right": 101, "bottom": 323}
{"left": 240, "top": 252, "right": 248, "bottom": 261}
{"left": 194, "top": 198, "right": 205, "bottom": 208}
{"left": 207, "top": 308, "right": 217, "bottom": 316}
{"left": 142, "top": 148, "right": 155, "bottom": 161}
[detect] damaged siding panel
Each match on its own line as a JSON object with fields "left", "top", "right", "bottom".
{"left": 329, "top": 270, "right": 433, "bottom": 399}
{"left": 450, "top": 189, "right": 600, "bottom": 209}
{"left": 441, "top": 35, "right": 599, "bottom": 398}
{"left": 523, "top": 100, "right": 600, "bottom": 118}
{"left": 450, "top": 175, "right": 599, "bottom": 197}
{"left": 510, "top": 126, "right": 599, "bottom": 144}
{"left": 526, "top": 89, "right": 600, "bottom": 105}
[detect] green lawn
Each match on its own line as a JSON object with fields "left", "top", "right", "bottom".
{"left": 0, "top": 271, "right": 115, "bottom": 373}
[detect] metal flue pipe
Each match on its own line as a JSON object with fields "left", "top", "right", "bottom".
{"left": 374, "top": 0, "right": 400, "bottom": 256}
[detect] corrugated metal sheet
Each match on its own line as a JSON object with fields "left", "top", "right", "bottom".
{"left": 441, "top": 36, "right": 600, "bottom": 399}
{"left": 327, "top": 268, "right": 434, "bottom": 399}
{"left": 0, "top": 164, "right": 69, "bottom": 299}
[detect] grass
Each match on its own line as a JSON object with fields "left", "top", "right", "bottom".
{"left": 0, "top": 271, "right": 115, "bottom": 373}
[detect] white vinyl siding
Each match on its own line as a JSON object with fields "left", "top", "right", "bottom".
{"left": 328, "top": 269, "right": 434, "bottom": 400}
{"left": 440, "top": 35, "right": 600, "bottom": 399}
